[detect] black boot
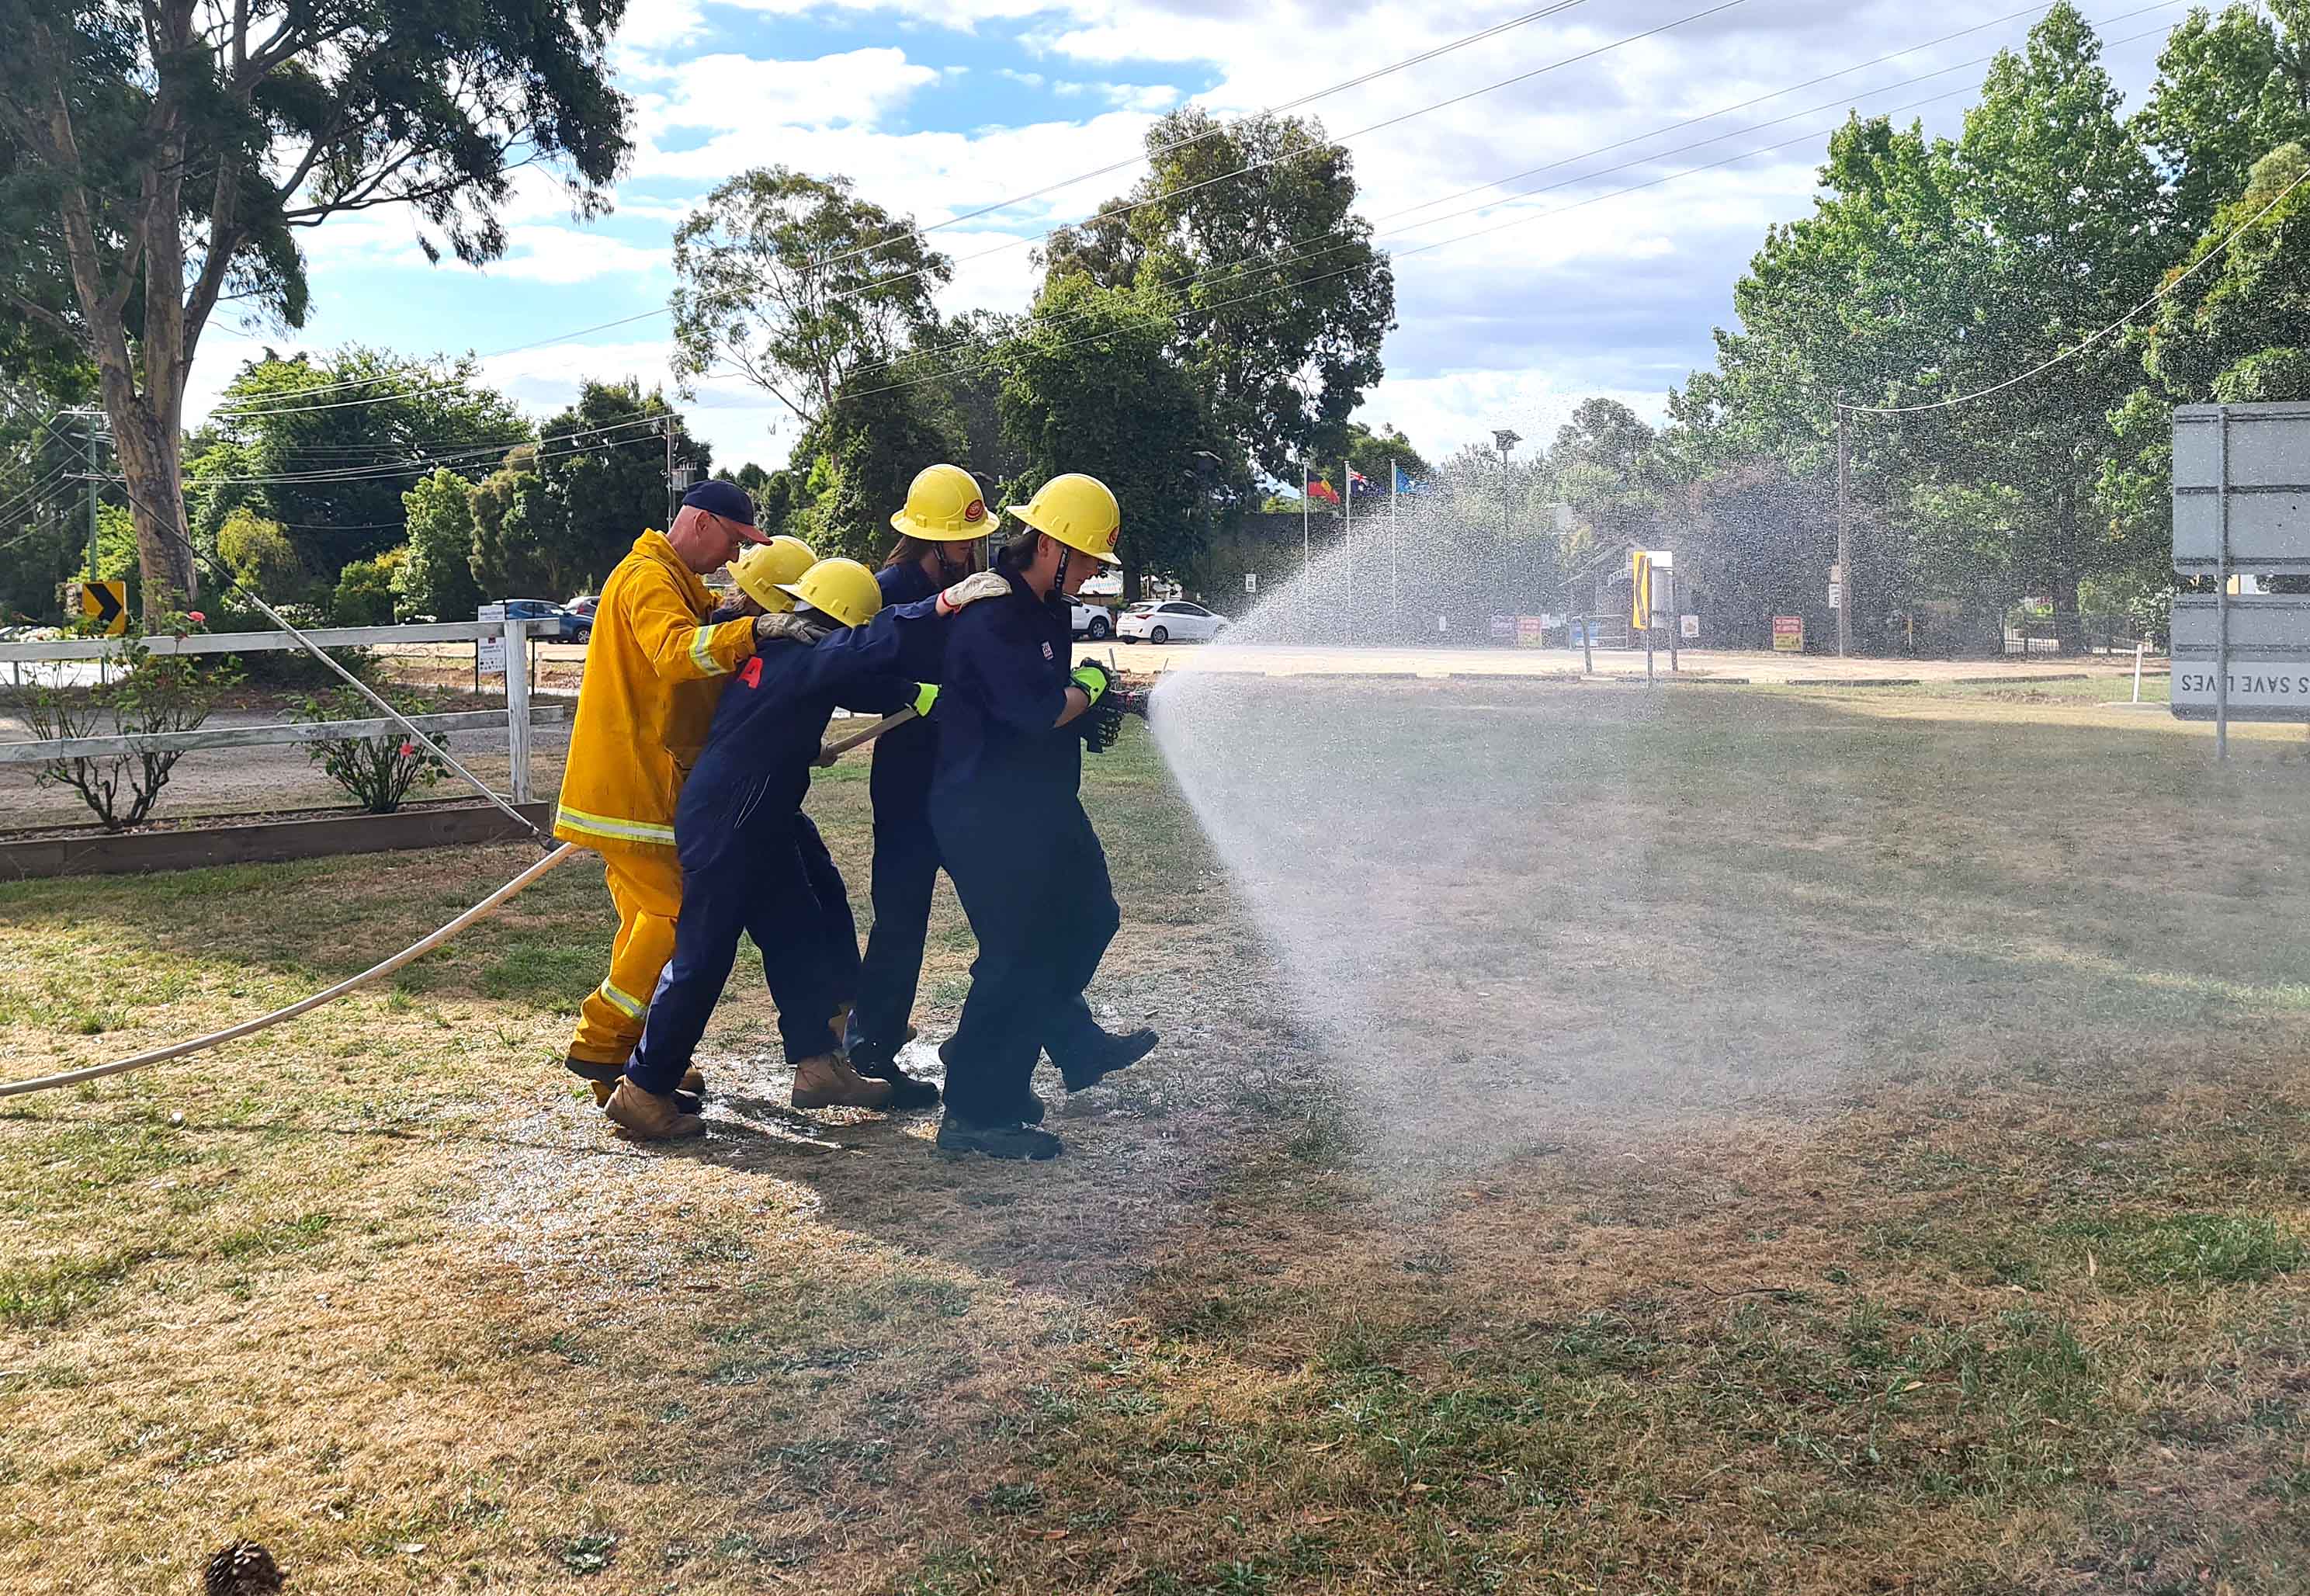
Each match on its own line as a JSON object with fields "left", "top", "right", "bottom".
{"left": 848, "top": 1037, "right": 942, "bottom": 1111}
{"left": 936, "top": 1113, "right": 1061, "bottom": 1161}
{"left": 1059, "top": 1028, "right": 1159, "bottom": 1093}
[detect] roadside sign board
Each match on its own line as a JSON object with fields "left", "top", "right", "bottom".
{"left": 2173, "top": 402, "right": 2310, "bottom": 576}
{"left": 1490, "top": 614, "right": 1514, "bottom": 641}
{"left": 1243, "top": 571, "right": 1257, "bottom": 593}
{"left": 1827, "top": 581, "right": 1842, "bottom": 610}
{"left": 66, "top": 579, "right": 128, "bottom": 636}
{"left": 1772, "top": 616, "right": 1804, "bottom": 651}
{"left": 1516, "top": 615, "right": 1545, "bottom": 647}
{"left": 2173, "top": 405, "right": 2310, "bottom": 733}
{"left": 1680, "top": 613, "right": 1699, "bottom": 640}
{"left": 477, "top": 603, "right": 507, "bottom": 675}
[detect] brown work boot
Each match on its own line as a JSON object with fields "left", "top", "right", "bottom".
{"left": 603, "top": 1079, "right": 706, "bottom": 1140}
{"left": 791, "top": 1053, "right": 893, "bottom": 1110}
{"left": 593, "top": 1077, "right": 702, "bottom": 1114}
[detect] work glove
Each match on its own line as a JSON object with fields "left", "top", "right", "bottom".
{"left": 1070, "top": 661, "right": 1113, "bottom": 704}
{"left": 755, "top": 611, "right": 830, "bottom": 647}
{"left": 910, "top": 682, "right": 939, "bottom": 717}
{"left": 936, "top": 571, "right": 1011, "bottom": 616}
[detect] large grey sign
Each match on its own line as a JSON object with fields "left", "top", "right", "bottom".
{"left": 2173, "top": 403, "right": 2310, "bottom": 575}
{"left": 2172, "top": 404, "right": 2310, "bottom": 743}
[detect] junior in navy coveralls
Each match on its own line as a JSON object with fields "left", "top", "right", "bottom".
{"left": 928, "top": 570, "right": 1120, "bottom": 1122}
{"left": 627, "top": 600, "right": 943, "bottom": 1095}
{"left": 848, "top": 560, "right": 943, "bottom": 1063}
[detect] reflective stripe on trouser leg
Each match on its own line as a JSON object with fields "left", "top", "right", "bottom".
{"left": 567, "top": 851, "right": 685, "bottom": 1066}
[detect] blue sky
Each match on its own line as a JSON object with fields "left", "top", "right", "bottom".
{"left": 190, "top": 0, "right": 2190, "bottom": 474}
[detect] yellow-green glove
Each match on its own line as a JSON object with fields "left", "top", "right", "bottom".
{"left": 1070, "top": 662, "right": 1112, "bottom": 704}
{"left": 910, "top": 682, "right": 940, "bottom": 716}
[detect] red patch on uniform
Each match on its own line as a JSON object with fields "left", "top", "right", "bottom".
{"left": 738, "top": 656, "right": 763, "bottom": 689}
{"left": 964, "top": 498, "right": 985, "bottom": 522}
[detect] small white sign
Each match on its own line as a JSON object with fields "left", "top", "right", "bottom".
{"left": 1827, "top": 581, "right": 1843, "bottom": 610}
{"left": 478, "top": 636, "right": 506, "bottom": 675}
{"left": 1680, "top": 613, "right": 1699, "bottom": 640}
{"left": 1243, "top": 571, "right": 1257, "bottom": 593}
{"left": 1438, "top": 615, "right": 1449, "bottom": 633}
{"left": 477, "top": 602, "right": 506, "bottom": 623}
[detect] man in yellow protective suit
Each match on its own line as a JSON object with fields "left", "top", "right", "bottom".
{"left": 554, "top": 479, "right": 815, "bottom": 1106}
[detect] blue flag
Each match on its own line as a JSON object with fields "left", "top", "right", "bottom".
{"left": 1393, "top": 465, "right": 1423, "bottom": 494}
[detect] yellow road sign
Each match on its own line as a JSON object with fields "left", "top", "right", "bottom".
{"left": 1631, "top": 551, "right": 1652, "bottom": 630}
{"left": 68, "top": 579, "right": 128, "bottom": 636}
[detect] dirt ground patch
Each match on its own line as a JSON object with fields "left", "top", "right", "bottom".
{"left": 5, "top": 679, "right": 2310, "bottom": 1594}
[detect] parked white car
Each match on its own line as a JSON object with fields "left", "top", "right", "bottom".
{"left": 1068, "top": 597, "right": 1115, "bottom": 640}
{"left": 1117, "top": 600, "right": 1229, "bottom": 644}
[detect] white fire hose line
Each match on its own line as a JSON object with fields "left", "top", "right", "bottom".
{"left": 0, "top": 712, "right": 920, "bottom": 1102}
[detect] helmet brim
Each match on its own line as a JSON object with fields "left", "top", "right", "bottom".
{"left": 890, "top": 508, "right": 1001, "bottom": 541}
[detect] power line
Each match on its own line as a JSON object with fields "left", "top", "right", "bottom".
{"left": 1842, "top": 161, "right": 2310, "bottom": 415}
{"left": 805, "top": 0, "right": 1595, "bottom": 271}
{"left": 834, "top": 0, "right": 2181, "bottom": 391}
{"left": 796, "top": 0, "right": 1750, "bottom": 321}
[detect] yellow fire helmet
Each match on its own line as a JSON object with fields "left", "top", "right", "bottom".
{"left": 892, "top": 462, "right": 1001, "bottom": 541}
{"left": 777, "top": 557, "right": 884, "bottom": 630}
{"left": 730, "top": 535, "right": 816, "bottom": 612}
{"left": 1008, "top": 472, "right": 1120, "bottom": 564}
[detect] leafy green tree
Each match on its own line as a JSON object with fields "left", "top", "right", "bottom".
{"left": 397, "top": 470, "right": 483, "bottom": 621}
{"left": 1042, "top": 109, "right": 1395, "bottom": 490}
{"left": 470, "top": 447, "right": 556, "bottom": 598}
{"left": 537, "top": 378, "right": 707, "bottom": 587}
{"left": 186, "top": 349, "right": 530, "bottom": 570}
{"left": 2145, "top": 143, "right": 2310, "bottom": 401}
{"left": 2135, "top": 4, "right": 2310, "bottom": 243}
{"left": 1944, "top": 4, "right": 2168, "bottom": 650}
{"left": 671, "top": 168, "right": 950, "bottom": 431}
{"left": 216, "top": 505, "right": 309, "bottom": 604}
{"left": 789, "top": 366, "right": 967, "bottom": 564}
{"left": 0, "top": 2, "right": 632, "bottom": 623}
{"left": 997, "top": 276, "right": 1211, "bottom": 600}
{"left": 331, "top": 549, "right": 403, "bottom": 626}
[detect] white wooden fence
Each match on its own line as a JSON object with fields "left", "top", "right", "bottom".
{"left": 0, "top": 618, "right": 556, "bottom": 805}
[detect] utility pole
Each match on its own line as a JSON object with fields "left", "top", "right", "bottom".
{"left": 1835, "top": 399, "right": 1852, "bottom": 659}
{"left": 664, "top": 418, "right": 678, "bottom": 529}
{"left": 85, "top": 413, "right": 100, "bottom": 578}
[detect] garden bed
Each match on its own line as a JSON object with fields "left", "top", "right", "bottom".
{"left": 0, "top": 799, "right": 554, "bottom": 879}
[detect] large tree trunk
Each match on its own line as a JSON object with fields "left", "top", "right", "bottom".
{"left": 2050, "top": 492, "right": 2083, "bottom": 656}
{"left": 106, "top": 391, "right": 197, "bottom": 621}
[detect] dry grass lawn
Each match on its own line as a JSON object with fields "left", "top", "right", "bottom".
{"left": 5, "top": 679, "right": 2310, "bottom": 1594}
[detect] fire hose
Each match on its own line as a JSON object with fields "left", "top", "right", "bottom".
{"left": 0, "top": 709, "right": 928, "bottom": 1102}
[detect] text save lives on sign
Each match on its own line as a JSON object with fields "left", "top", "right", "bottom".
{"left": 2170, "top": 595, "right": 2310, "bottom": 720}
{"left": 2171, "top": 404, "right": 2310, "bottom": 722}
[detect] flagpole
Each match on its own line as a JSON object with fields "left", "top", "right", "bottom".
{"left": 1343, "top": 458, "right": 1353, "bottom": 646}
{"left": 1390, "top": 458, "right": 1400, "bottom": 647}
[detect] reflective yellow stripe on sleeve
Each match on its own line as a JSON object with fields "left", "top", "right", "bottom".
{"left": 554, "top": 802, "right": 678, "bottom": 847}
{"left": 690, "top": 623, "right": 730, "bottom": 677}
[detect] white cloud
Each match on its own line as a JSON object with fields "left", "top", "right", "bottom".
{"left": 484, "top": 227, "right": 669, "bottom": 285}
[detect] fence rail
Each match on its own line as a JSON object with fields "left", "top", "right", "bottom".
{"left": 0, "top": 621, "right": 491, "bottom": 662}
{"left": 0, "top": 617, "right": 547, "bottom": 804}
{"left": 0, "top": 703, "right": 569, "bottom": 766}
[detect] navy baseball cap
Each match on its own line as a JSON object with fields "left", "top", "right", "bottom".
{"left": 682, "top": 480, "right": 766, "bottom": 542}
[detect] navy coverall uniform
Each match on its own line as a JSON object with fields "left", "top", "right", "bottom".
{"left": 627, "top": 601, "right": 943, "bottom": 1096}
{"left": 930, "top": 569, "right": 1121, "bottom": 1123}
{"left": 848, "top": 560, "right": 943, "bottom": 1061}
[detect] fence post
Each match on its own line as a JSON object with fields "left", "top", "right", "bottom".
{"left": 504, "top": 616, "right": 532, "bottom": 806}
